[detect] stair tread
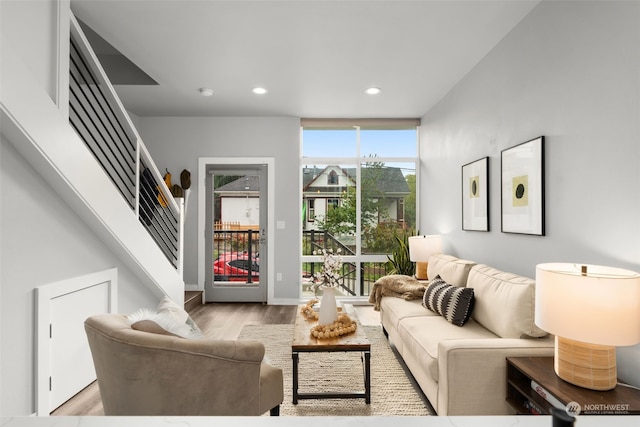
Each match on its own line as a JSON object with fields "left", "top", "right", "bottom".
{"left": 184, "top": 291, "right": 203, "bottom": 313}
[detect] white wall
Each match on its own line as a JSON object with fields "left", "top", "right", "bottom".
{"left": 221, "top": 198, "right": 260, "bottom": 226}
{"left": 138, "top": 117, "right": 301, "bottom": 300}
{"left": 0, "top": 138, "right": 158, "bottom": 416}
{"left": 0, "top": 0, "right": 59, "bottom": 102}
{"left": 0, "top": 0, "right": 165, "bottom": 415}
{"left": 420, "top": 1, "right": 640, "bottom": 386}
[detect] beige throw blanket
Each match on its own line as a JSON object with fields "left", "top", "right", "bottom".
{"left": 368, "top": 275, "right": 427, "bottom": 311}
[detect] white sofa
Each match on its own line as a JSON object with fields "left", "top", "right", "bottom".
{"left": 378, "top": 253, "right": 555, "bottom": 416}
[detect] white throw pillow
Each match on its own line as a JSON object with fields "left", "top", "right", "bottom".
{"left": 157, "top": 296, "right": 203, "bottom": 337}
{"left": 127, "top": 297, "right": 203, "bottom": 339}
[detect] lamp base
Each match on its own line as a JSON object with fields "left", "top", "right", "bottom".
{"left": 415, "top": 262, "right": 429, "bottom": 280}
{"left": 554, "top": 336, "right": 617, "bottom": 391}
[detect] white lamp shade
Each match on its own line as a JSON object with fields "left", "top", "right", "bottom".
{"left": 535, "top": 263, "right": 640, "bottom": 346}
{"left": 408, "top": 235, "right": 442, "bottom": 262}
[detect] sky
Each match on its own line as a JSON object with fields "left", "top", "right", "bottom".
{"left": 302, "top": 129, "right": 418, "bottom": 159}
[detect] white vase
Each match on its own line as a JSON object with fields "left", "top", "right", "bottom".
{"left": 318, "top": 286, "right": 338, "bottom": 325}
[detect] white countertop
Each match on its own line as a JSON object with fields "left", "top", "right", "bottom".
{"left": 2, "top": 416, "right": 640, "bottom": 427}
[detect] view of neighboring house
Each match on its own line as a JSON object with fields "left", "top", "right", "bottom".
{"left": 302, "top": 165, "right": 410, "bottom": 231}
{"left": 215, "top": 176, "right": 260, "bottom": 227}
{"left": 217, "top": 166, "right": 411, "bottom": 233}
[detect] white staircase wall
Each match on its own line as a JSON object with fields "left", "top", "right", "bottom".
{"left": 0, "top": 17, "right": 183, "bottom": 304}
{"left": 0, "top": 1, "right": 172, "bottom": 416}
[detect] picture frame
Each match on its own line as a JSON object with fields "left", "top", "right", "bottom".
{"left": 462, "top": 156, "right": 489, "bottom": 231}
{"left": 501, "top": 136, "right": 545, "bottom": 235}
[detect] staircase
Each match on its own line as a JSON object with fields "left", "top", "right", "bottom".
{"left": 184, "top": 291, "right": 203, "bottom": 313}
{"left": 0, "top": 14, "right": 186, "bottom": 304}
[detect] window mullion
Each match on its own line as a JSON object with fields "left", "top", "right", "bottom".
{"left": 355, "top": 126, "right": 362, "bottom": 258}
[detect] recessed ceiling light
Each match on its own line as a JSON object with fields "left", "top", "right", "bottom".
{"left": 252, "top": 87, "right": 268, "bottom": 95}
{"left": 199, "top": 88, "right": 214, "bottom": 97}
{"left": 365, "top": 87, "right": 382, "bottom": 95}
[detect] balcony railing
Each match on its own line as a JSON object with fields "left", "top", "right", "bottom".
{"left": 213, "top": 229, "right": 259, "bottom": 283}
{"left": 302, "top": 230, "right": 392, "bottom": 296}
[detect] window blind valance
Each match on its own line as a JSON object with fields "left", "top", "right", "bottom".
{"left": 301, "top": 118, "right": 420, "bottom": 130}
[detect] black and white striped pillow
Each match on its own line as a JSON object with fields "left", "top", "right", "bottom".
{"left": 422, "top": 275, "right": 475, "bottom": 326}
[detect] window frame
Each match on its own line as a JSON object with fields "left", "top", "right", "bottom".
{"left": 327, "top": 197, "right": 340, "bottom": 211}
{"left": 328, "top": 170, "right": 339, "bottom": 185}
{"left": 307, "top": 199, "right": 315, "bottom": 223}
{"left": 300, "top": 122, "right": 420, "bottom": 300}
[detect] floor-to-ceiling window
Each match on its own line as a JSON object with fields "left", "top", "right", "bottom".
{"left": 301, "top": 119, "right": 419, "bottom": 299}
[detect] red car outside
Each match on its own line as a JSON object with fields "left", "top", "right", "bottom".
{"left": 213, "top": 252, "right": 259, "bottom": 282}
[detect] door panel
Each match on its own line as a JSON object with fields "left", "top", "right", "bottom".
{"left": 50, "top": 282, "right": 109, "bottom": 411}
{"left": 205, "top": 165, "right": 267, "bottom": 302}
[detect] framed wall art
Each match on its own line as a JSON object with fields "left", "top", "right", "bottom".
{"left": 462, "top": 156, "right": 489, "bottom": 231}
{"left": 501, "top": 136, "right": 545, "bottom": 235}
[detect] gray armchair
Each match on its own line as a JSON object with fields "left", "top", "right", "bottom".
{"left": 84, "top": 313, "right": 283, "bottom": 416}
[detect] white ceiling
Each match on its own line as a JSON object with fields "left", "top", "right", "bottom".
{"left": 71, "top": 0, "right": 539, "bottom": 118}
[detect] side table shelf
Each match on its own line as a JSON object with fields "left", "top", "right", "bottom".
{"left": 506, "top": 357, "right": 640, "bottom": 415}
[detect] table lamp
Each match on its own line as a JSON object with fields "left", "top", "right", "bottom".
{"left": 535, "top": 263, "right": 640, "bottom": 390}
{"left": 408, "top": 235, "right": 442, "bottom": 280}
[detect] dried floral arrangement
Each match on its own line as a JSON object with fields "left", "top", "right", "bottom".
{"left": 310, "top": 248, "right": 343, "bottom": 294}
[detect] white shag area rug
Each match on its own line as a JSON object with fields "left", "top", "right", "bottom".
{"left": 238, "top": 324, "right": 434, "bottom": 416}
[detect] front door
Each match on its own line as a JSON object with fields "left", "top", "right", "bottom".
{"left": 205, "top": 164, "right": 268, "bottom": 302}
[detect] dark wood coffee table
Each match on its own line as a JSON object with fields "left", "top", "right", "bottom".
{"left": 291, "top": 303, "right": 371, "bottom": 404}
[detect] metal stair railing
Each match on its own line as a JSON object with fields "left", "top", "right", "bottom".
{"left": 303, "top": 230, "right": 355, "bottom": 256}
{"left": 68, "top": 15, "right": 182, "bottom": 273}
{"left": 303, "top": 230, "right": 357, "bottom": 295}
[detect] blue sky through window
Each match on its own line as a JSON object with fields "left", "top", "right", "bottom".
{"left": 302, "top": 129, "right": 417, "bottom": 158}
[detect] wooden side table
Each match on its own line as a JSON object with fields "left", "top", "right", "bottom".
{"left": 506, "top": 357, "right": 640, "bottom": 415}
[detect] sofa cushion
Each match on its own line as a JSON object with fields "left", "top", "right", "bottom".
{"left": 422, "top": 276, "right": 475, "bottom": 326}
{"left": 381, "top": 298, "right": 439, "bottom": 329}
{"left": 398, "top": 316, "right": 498, "bottom": 382}
{"left": 427, "top": 254, "right": 476, "bottom": 286}
{"left": 467, "top": 264, "right": 547, "bottom": 338}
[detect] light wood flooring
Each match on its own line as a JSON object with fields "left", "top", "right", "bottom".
{"left": 51, "top": 302, "right": 379, "bottom": 416}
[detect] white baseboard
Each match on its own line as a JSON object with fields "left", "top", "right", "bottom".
{"left": 268, "top": 297, "right": 301, "bottom": 305}
{"left": 267, "top": 297, "right": 373, "bottom": 306}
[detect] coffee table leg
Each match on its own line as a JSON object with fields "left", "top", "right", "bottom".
{"left": 364, "top": 350, "right": 371, "bottom": 404}
{"left": 292, "top": 351, "right": 299, "bottom": 404}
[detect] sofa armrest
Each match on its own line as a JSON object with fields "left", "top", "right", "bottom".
{"left": 437, "top": 337, "right": 555, "bottom": 415}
